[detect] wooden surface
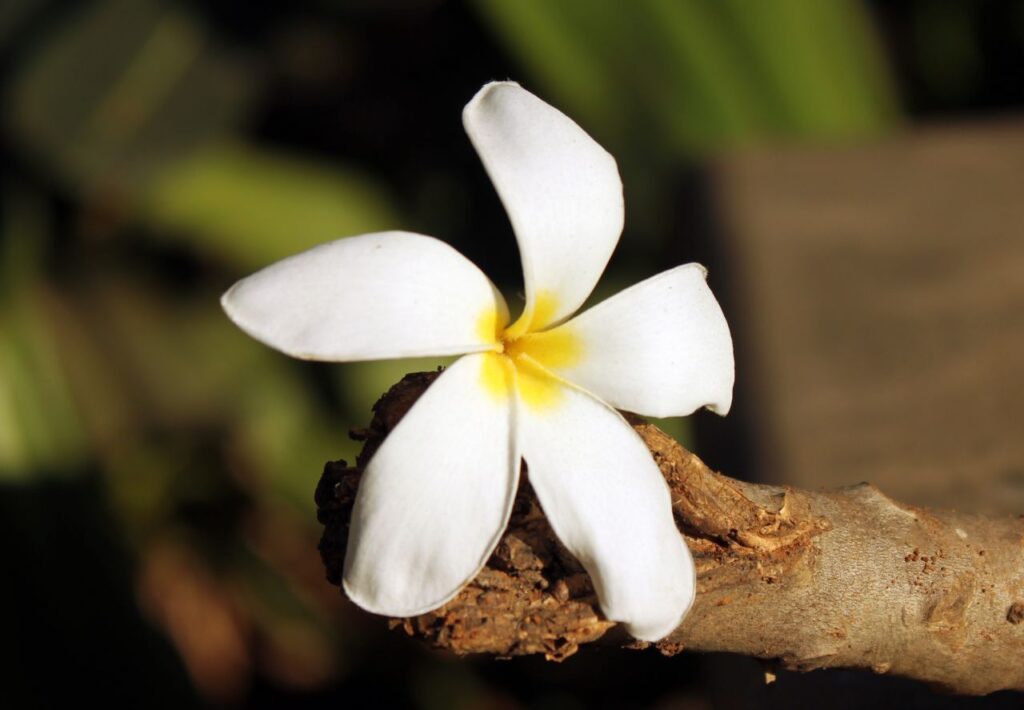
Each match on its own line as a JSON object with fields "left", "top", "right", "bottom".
{"left": 716, "top": 119, "right": 1024, "bottom": 513}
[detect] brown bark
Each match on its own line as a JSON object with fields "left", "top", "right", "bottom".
{"left": 315, "top": 372, "right": 1024, "bottom": 696}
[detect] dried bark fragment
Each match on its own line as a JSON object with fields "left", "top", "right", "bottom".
{"left": 316, "top": 373, "right": 1024, "bottom": 695}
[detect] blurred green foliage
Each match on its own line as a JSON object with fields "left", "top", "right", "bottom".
{"left": 0, "top": 214, "right": 88, "bottom": 476}
{"left": 475, "top": 0, "right": 897, "bottom": 162}
{"left": 144, "top": 142, "right": 398, "bottom": 269}
{"left": 7, "top": 0, "right": 252, "bottom": 192}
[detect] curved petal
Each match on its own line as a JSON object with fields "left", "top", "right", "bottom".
{"left": 464, "top": 82, "right": 623, "bottom": 333}
{"left": 517, "top": 381, "right": 695, "bottom": 641}
{"left": 222, "top": 231, "right": 508, "bottom": 361}
{"left": 539, "top": 264, "right": 734, "bottom": 417}
{"left": 343, "top": 353, "right": 519, "bottom": 616}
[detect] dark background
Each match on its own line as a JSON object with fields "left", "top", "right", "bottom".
{"left": 1, "top": 1, "right": 1023, "bottom": 707}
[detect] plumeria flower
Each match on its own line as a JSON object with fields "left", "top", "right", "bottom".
{"left": 222, "top": 81, "right": 734, "bottom": 641}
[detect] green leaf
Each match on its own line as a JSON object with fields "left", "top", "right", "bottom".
{"left": 0, "top": 190, "right": 88, "bottom": 480}
{"left": 473, "top": 0, "right": 899, "bottom": 158}
{"left": 0, "top": 293, "right": 89, "bottom": 480}
{"left": 143, "top": 142, "right": 400, "bottom": 269}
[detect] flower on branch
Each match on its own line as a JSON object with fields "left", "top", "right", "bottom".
{"left": 221, "top": 82, "right": 734, "bottom": 641}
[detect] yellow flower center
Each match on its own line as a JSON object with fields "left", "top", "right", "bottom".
{"left": 476, "top": 292, "right": 583, "bottom": 410}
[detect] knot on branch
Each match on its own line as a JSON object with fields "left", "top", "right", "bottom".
{"left": 631, "top": 420, "right": 829, "bottom": 555}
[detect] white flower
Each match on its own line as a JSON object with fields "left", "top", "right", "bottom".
{"left": 221, "top": 82, "right": 734, "bottom": 642}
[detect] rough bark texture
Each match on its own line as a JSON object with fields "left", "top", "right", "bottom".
{"left": 315, "top": 372, "right": 1024, "bottom": 696}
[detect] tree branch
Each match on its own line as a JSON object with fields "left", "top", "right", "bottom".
{"left": 315, "top": 372, "right": 1024, "bottom": 696}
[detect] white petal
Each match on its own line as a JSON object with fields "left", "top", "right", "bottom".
{"left": 517, "top": 381, "right": 695, "bottom": 641}
{"left": 464, "top": 82, "right": 623, "bottom": 331}
{"left": 543, "top": 264, "right": 734, "bottom": 417}
{"left": 222, "top": 231, "right": 508, "bottom": 361}
{"left": 343, "top": 353, "right": 519, "bottom": 616}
